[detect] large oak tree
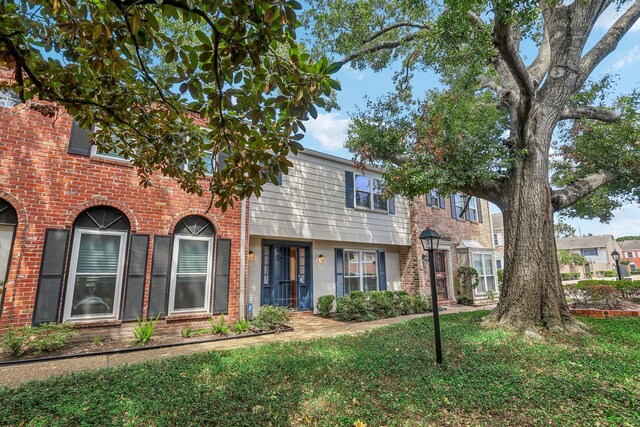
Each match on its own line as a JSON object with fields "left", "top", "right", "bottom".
{"left": 304, "top": 0, "right": 640, "bottom": 331}
{"left": 0, "top": 0, "right": 340, "bottom": 211}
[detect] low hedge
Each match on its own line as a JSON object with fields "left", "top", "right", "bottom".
{"left": 335, "top": 290, "right": 431, "bottom": 322}
{"left": 561, "top": 272, "right": 580, "bottom": 280}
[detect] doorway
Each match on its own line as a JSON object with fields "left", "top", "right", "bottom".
{"left": 261, "top": 242, "right": 312, "bottom": 311}
{"left": 434, "top": 250, "right": 449, "bottom": 300}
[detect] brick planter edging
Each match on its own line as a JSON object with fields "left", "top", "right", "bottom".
{"left": 570, "top": 308, "right": 640, "bottom": 318}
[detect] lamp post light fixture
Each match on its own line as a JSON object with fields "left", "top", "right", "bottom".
{"left": 611, "top": 250, "right": 622, "bottom": 281}
{"left": 419, "top": 227, "right": 443, "bottom": 367}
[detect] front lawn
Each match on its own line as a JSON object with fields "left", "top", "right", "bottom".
{"left": 1, "top": 311, "right": 639, "bottom": 426}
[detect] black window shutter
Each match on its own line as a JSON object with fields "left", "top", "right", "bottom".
{"left": 67, "top": 121, "right": 92, "bottom": 156}
{"left": 147, "top": 235, "right": 171, "bottom": 318}
{"left": 378, "top": 251, "right": 387, "bottom": 291}
{"left": 439, "top": 196, "right": 446, "bottom": 209}
{"left": 477, "top": 199, "right": 484, "bottom": 223}
{"left": 345, "top": 171, "right": 354, "bottom": 208}
{"left": 214, "top": 239, "right": 231, "bottom": 314}
{"left": 388, "top": 197, "right": 396, "bottom": 214}
{"left": 122, "top": 234, "right": 149, "bottom": 321}
{"left": 335, "top": 248, "right": 344, "bottom": 298}
{"left": 33, "top": 229, "right": 70, "bottom": 325}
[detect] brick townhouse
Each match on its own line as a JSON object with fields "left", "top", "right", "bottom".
{"left": 0, "top": 86, "right": 248, "bottom": 331}
{"left": 401, "top": 191, "right": 498, "bottom": 305}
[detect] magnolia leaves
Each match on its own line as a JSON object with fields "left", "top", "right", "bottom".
{"left": 1, "top": 0, "right": 342, "bottom": 211}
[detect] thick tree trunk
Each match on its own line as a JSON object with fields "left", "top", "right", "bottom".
{"left": 487, "top": 116, "right": 585, "bottom": 332}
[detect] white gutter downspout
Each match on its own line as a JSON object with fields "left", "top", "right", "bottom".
{"left": 239, "top": 197, "right": 247, "bottom": 319}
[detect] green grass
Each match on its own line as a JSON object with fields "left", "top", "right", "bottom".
{"left": 1, "top": 311, "right": 639, "bottom": 426}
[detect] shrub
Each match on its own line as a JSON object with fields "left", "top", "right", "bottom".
{"left": 210, "top": 314, "right": 231, "bottom": 335}
{"left": 588, "top": 285, "right": 620, "bottom": 309}
{"left": 133, "top": 315, "right": 160, "bottom": 345}
{"left": 335, "top": 291, "right": 431, "bottom": 321}
{"left": 316, "top": 295, "right": 336, "bottom": 317}
{"left": 233, "top": 318, "right": 251, "bottom": 334}
{"left": 597, "top": 270, "right": 615, "bottom": 277}
{"left": 181, "top": 327, "right": 192, "bottom": 338}
{"left": 368, "top": 291, "right": 398, "bottom": 318}
{"left": 497, "top": 268, "right": 504, "bottom": 285}
{"left": 2, "top": 323, "right": 78, "bottom": 357}
{"left": 251, "top": 305, "right": 291, "bottom": 330}
{"left": 561, "top": 272, "right": 580, "bottom": 280}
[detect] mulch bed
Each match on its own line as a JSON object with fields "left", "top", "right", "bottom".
{"left": 0, "top": 326, "right": 293, "bottom": 365}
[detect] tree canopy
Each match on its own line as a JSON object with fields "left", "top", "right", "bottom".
{"left": 0, "top": 0, "right": 341, "bottom": 210}
{"left": 304, "top": 0, "right": 640, "bottom": 220}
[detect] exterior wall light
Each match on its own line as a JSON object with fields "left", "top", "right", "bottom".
{"left": 248, "top": 250, "right": 255, "bottom": 262}
{"left": 318, "top": 254, "right": 325, "bottom": 264}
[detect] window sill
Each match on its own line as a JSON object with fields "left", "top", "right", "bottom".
{"left": 90, "top": 156, "right": 134, "bottom": 168}
{"left": 165, "top": 313, "right": 212, "bottom": 323}
{"left": 69, "top": 319, "right": 122, "bottom": 329}
{"left": 353, "top": 207, "right": 390, "bottom": 215}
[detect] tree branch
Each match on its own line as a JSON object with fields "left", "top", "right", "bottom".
{"left": 492, "top": 16, "right": 535, "bottom": 99}
{"left": 579, "top": 0, "right": 640, "bottom": 87}
{"left": 364, "top": 22, "right": 430, "bottom": 43}
{"left": 340, "top": 29, "right": 429, "bottom": 64}
{"left": 560, "top": 106, "right": 620, "bottom": 122}
{"left": 551, "top": 171, "right": 618, "bottom": 211}
{"left": 527, "top": 25, "right": 550, "bottom": 86}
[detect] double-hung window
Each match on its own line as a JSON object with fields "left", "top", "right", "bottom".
{"left": 169, "top": 215, "right": 215, "bottom": 314}
{"left": 452, "top": 194, "right": 465, "bottom": 218}
{"left": 627, "top": 252, "right": 634, "bottom": 258}
{"left": 355, "top": 175, "right": 388, "bottom": 212}
{"left": 344, "top": 250, "right": 378, "bottom": 294}
{"left": 472, "top": 253, "right": 496, "bottom": 294}
{"left": 64, "top": 206, "right": 130, "bottom": 321}
{"left": 467, "top": 197, "right": 478, "bottom": 221}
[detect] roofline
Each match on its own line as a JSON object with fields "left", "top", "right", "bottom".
{"left": 296, "top": 146, "right": 384, "bottom": 173}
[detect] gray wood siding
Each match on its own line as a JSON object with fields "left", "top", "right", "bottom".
{"left": 250, "top": 151, "right": 411, "bottom": 246}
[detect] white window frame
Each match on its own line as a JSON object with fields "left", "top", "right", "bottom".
{"left": 168, "top": 234, "right": 214, "bottom": 315}
{"left": 343, "top": 249, "right": 379, "bottom": 293}
{"left": 63, "top": 228, "right": 128, "bottom": 321}
{"left": 630, "top": 263, "right": 637, "bottom": 272}
{"left": 354, "top": 175, "right": 388, "bottom": 212}
{"left": 626, "top": 252, "right": 634, "bottom": 258}
{"left": 91, "top": 144, "right": 130, "bottom": 162}
{"left": 471, "top": 252, "right": 497, "bottom": 296}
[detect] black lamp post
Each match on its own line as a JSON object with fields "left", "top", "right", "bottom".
{"left": 419, "top": 227, "right": 443, "bottom": 367}
{"left": 611, "top": 250, "right": 622, "bottom": 281}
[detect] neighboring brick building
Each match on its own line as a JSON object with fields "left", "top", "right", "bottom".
{"left": 491, "top": 213, "right": 504, "bottom": 270}
{"left": 618, "top": 240, "right": 640, "bottom": 274}
{"left": 401, "top": 192, "right": 497, "bottom": 305}
{"left": 0, "top": 91, "right": 248, "bottom": 331}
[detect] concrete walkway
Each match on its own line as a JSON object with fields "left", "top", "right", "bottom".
{"left": 0, "top": 304, "right": 491, "bottom": 387}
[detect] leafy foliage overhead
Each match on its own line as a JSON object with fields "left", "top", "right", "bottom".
{"left": 0, "top": 0, "right": 341, "bottom": 210}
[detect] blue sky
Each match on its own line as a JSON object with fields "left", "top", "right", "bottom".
{"left": 299, "top": 3, "right": 640, "bottom": 238}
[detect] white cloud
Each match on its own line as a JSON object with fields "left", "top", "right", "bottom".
{"left": 345, "top": 64, "right": 366, "bottom": 81}
{"left": 613, "top": 44, "right": 640, "bottom": 69}
{"left": 595, "top": 3, "right": 640, "bottom": 32}
{"left": 305, "top": 113, "right": 350, "bottom": 151}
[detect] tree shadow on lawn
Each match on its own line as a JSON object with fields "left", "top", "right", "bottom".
{"left": 0, "top": 311, "right": 638, "bottom": 426}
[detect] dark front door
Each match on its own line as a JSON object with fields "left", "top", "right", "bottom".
{"left": 262, "top": 243, "right": 312, "bottom": 310}
{"left": 434, "top": 251, "right": 449, "bottom": 300}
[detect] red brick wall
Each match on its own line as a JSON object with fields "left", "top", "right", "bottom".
{"left": 0, "top": 96, "right": 248, "bottom": 329}
{"left": 400, "top": 197, "right": 493, "bottom": 300}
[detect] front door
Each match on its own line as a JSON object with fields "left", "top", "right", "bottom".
{"left": 262, "top": 244, "right": 312, "bottom": 310}
{"left": 434, "top": 250, "right": 449, "bottom": 300}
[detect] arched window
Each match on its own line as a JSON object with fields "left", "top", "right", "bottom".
{"left": 0, "top": 199, "right": 18, "bottom": 295}
{"left": 169, "top": 215, "right": 215, "bottom": 314}
{"left": 64, "top": 206, "right": 130, "bottom": 321}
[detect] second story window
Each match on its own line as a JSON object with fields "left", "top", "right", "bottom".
{"left": 627, "top": 252, "right": 634, "bottom": 258}
{"left": 452, "top": 194, "right": 465, "bottom": 218}
{"left": 0, "top": 89, "right": 20, "bottom": 108}
{"left": 355, "top": 175, "right": 388, "bottom": 212}
{"left": 580, "top": 248, "right": 598, "bottom": 256}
